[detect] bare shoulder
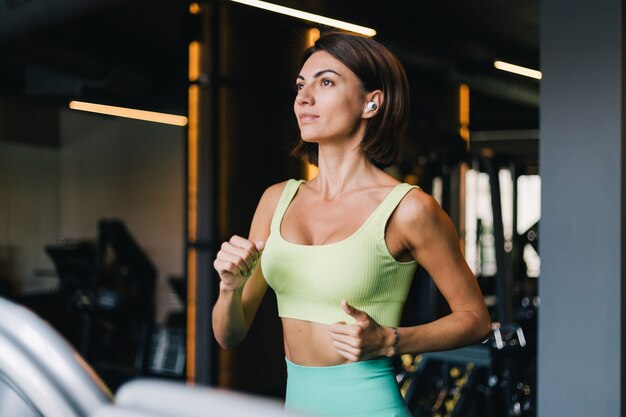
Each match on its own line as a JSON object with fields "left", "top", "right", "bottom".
{"left": 395, "top": 187, "right": 444, "bottom": 227}
{"left": 391, "top": 187, "right": 456, "bottom": 247}
{"left": 249, "top": 180, "right": 290, "bottom": 240}
{"left": 256, "top": 180, "right": 290, "bottom": 213}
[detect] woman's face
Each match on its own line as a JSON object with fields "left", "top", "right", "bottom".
{"left": 294, "top": 51, "right": 367, "bottom": 144}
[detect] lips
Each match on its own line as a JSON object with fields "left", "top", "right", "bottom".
{"left": 298, "top": 113, "right": 319, "bottom": 123}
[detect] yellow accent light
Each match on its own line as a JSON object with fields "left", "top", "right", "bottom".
{"left": 227, "top": 0, "right": 376, "bottom": 37}
{"left": 186, "top": 40, "right": 201, "bottom": 383}
{"left": 68, "top": 101, "right": 188, "bottom": 126}
{"left": 459, "top": 84, "right": 470, "bottom": 145}
{"left": 189, "top": 2, "right": 201, "bottom": 15}
{"left": 494, "top": 61, "right": 542, "bottom": 80}
{"left": 403, "top": 174, "right": 418, "bottom": 185}
{"left": 187, "top": 90, "right": 199, "bottom": 242}
{"left": 304, "top": 163, "right": 319, "bottom": 180}
{"left": 186, "top": 248, "right": 197, "bottom": 382}
{"left": 188, "top": 41, "right": 201, "bottom": 83}
{"left": 460, "top": 126, "right": 470, "bottom": 143}
{"left": 307, "top": 27, "right": 320, "bottom": 47}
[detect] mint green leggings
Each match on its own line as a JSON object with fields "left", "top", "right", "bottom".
{"left": 285, "top": 357, "right": 411, "bottom": 416}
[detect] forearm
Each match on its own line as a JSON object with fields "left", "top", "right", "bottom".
{"left": 212, "top": 285, "right": 249, "bottom": 349}
{"left": 395, "top": 310, "right": 491, "bottom": 355}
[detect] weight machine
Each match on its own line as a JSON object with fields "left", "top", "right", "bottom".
{"left": 398, "top": 146, "right": 539, "bottom": 417}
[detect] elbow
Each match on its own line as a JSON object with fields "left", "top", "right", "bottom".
{"left": 215, "top": 337, "right": 235, "bottom": 350}
{"left": 211, "top": 308, "right": 248, "bottom": 349}
{"left": 214, "top": 333, "right": 229, "bottom": 349}
{"left": 478, "top": 317, "right": 492, "bottom": 343}
{"left": 214, "top": 334, "right": 239, "bottom": 350}
{"left": 469, "top": 311, "right": 492, "bottom": 344}
{"left": 213, "top": 328, "right": 247, "bottom": 350}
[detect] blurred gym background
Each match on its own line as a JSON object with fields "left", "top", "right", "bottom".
{"left": 0, "top": 0, "right": 622, "bottom": 416}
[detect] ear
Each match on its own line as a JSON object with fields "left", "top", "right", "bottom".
{"left": 362, "top": 90, "right": 383, "bottom": 119}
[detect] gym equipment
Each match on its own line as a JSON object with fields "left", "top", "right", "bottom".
{"left": 400, "top": 153, "right": 538, "bottom": 417}
{"left": 0, "top": 295, "right": 304, "bottom": 417}
{"left": 0, "top": 296, "right": 112, "bottom": 417}
{"left": 44, "top": 219, "right": 157, "bottom": 389}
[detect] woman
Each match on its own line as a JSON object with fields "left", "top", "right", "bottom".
{"left": 212, "top": 32, "right": 491, "bottom": 416}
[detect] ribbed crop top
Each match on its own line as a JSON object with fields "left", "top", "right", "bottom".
{"left": 261, "top": 179, "right": 419, "bottom": 327}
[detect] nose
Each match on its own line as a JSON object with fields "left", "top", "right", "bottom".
{"left": 295, "top": 84, "right": 314, "bottom": 107}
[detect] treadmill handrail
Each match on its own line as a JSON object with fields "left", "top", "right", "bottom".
{"left": 0, "top": 297, "right": 113, "bottom": 417}
{"left": 110, "top": 379, "right": 305, "bottom": 417}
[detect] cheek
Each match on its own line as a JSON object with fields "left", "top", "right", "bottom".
{"left": 325, "top": 109, "right": 360, "bottom": 135}
{"left": 335, "top": 98, "right": 363, "bottom": 125}
{"left": 323, "top": 94, "right": 356, "bottom": 118}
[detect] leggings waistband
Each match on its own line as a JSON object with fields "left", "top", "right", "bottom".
{"left": 284, "top": 357, "right": 409, "bottom": 416}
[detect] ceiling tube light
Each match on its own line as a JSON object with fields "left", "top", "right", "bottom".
{"left": 494, "top": 60, "right": 542, "bottom": 80}
{"left": 69, "top": 101, "right": 189, "bottom": 126}
{"left": 228, "top": 0, "right": 376, "bottom": 37}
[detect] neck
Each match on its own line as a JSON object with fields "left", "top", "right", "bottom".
{"left": 311, "top": 141, "right": 379, "bottom": 199}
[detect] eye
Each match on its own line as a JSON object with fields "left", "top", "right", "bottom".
{"left": 294, "top": 82, "right": 304, "bottom": 93}
{"left": 321, "top": 78, "right": 334, "bottom": 87}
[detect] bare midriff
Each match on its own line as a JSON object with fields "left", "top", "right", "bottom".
{"left": 281, "top": 317, "right": 350, "bottom": 366}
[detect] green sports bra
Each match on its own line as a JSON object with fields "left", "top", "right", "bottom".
{"left": 261, "top": 179, "right": 419, "bottom": 327}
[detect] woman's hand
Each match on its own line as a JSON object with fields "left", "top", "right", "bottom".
{"left": 329, "top": 300, "right": 395, "bottom": 362}
{"left": 213, "top": 235, "right": 265, "bottom": 292}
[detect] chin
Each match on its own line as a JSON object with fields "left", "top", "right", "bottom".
{"left": 298, "top": 130, "right": 322, "bottom": 143}
{"left": 300, "top": 136, "right": 321, "bottom": 144}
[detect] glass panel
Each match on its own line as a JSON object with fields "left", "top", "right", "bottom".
{"left": 431, "top": 176, "right": 443, "bottom": 206}
{"left": 517, "top": 175, "right": 541, "bottom": 278}
{"left": 464, "top": 169, "right": 496, "bottom": 276}
{"left": 499, "top": 168, "right": 514, "bottom": 252}
{"left": 517, "top": 175, "right": 541, "bottom": 235}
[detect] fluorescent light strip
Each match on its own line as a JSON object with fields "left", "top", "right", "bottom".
{"left": 494, "top": 61, "right": 542, "bottom": 80}
{"left": 69, "top": 101, "right": 189, "bottom": 126}
{"left": 228, "top": 0, "right": 376, "bottom": 37}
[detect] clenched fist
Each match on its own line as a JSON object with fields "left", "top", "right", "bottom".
{"left": 213, "top": 235, "right": 265, "bottom": 292}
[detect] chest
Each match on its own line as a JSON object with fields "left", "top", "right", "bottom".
{"left": 262, "top": 231, "right": 416, "bottom": 308}
{"left": 279, "top": 192, "right": 409, "bottom": 261}
{"left": 261, "top": 220, "right": 419, "bottom": 327}
{"left": 279, "top": 190, "right": 386, "bottom": 245}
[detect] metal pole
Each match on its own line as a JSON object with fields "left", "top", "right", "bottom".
{"left": 185, "top": 0, "right": 220, "bottom": 386}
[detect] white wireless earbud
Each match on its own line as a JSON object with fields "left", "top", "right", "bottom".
{"left": 364, "top": 101, "right": 377, "bottom": 113}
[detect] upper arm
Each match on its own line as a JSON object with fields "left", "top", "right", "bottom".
{"left": 247, "top": 181, "right": 287, "bottom": 243}
{"left": 397, "top": 190, "right": 487, "bottom": 318}
{"left": 240, "top": 181, "right": 288, "bottom": 324}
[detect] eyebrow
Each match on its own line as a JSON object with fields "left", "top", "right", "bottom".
{"left": 297, "top": 69, "right": 342, "bottom": 80}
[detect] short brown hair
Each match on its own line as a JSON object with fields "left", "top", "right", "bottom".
{"left": 291, "top": 31, "right": 410, "bottom": 169}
